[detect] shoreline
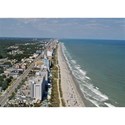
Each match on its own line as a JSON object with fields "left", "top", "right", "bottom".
{"left": 58, "top": 42, "right": 85, "bottom": 107}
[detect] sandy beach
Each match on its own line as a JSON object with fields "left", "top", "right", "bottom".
{"left": 58, "top": 42, "right": 85, "bottom": 107}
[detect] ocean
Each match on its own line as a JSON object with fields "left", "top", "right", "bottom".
{"left": 60, "top": 39, "right": 125, "bottom": 107}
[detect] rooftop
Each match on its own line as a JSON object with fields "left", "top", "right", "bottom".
{"left": 29, "top": 71, "right": 46, "bottom": 85}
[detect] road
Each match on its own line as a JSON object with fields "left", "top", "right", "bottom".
{"left": 0, "top": 40, "right": 56, "bottom": 107}
{"left": 0, "top": 51, "right": 44, "bottom": 106}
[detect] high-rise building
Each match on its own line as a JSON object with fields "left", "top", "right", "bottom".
{"left": 34, "top": 79, "right": 43, "bottom": 101}
{"left": 29, "top": 71, "right": 46, "bottom": 101}
{"left": 42, "top": 57, "right": 50, "bottom": 71}
{"left": 30, "top": 80, "right": 34, "bottom": 98}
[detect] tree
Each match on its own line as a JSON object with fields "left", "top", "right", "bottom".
{"left": 8, "top": 92, "right": 15, "bottom": 100}
{"left": 0, "top": 81, "right": 3, "bottom": 87}
{"left": 2, "top": 81, "right": 8, "bottom": 90}
{"left": 2, "top": 74, "right": 6, "bottom": 79}
{"left": 6, "top": 77, "right": 12, "bottom": 83}
{"left": 0, "top": 67, "right": 4, "bottom": 74}
{"left": 0, "top": 54, "right": 3, "bottom": 59}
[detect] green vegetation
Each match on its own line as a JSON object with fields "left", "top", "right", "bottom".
{"left": 0, "top": 75, "right": 13, "bottom": 91}
{"left": 0, "top": 54, "right": 3, "bottom": 59}
{"left": 0, "top": 67, "right": 4, "bottom": 74}
{"left": 51, "top": 70, "right": 58, "bottom": 79}
{"left": 49, "top": 46, "right": 66, "bottom": 107}
{"left": 61, "top": 99, "right": 66, "bottom": 107}
{"left": 15, "top": 88, "right": 18, "bottom": 93}
{"left": 8, "top": 92, "right": 15, "bottom": 100}
{"left": 34, "top": 102, "right": 42, "bottom": 107}
{"left": 58, "top": 68, "right": 66, "bottom": 107}
{"left": 7, "top": 42, "right": 44, "bottom": 62}
{"left": 49, "top": 78, "right": 59, "bottom": 107}
{"left": 17, "top": 78, "right": 26, "bottom": 90}
{"left": 0, "top": 38, "right": 44, "bottom": 62}
{"left": 0, "top": 39, "right": 18, "bottom": 58}
{"left": 49, "top": 47, "right": 60, "bottom": 107}
{"left": 59, "top": 78, "right": 62, "bottom": 98}
{"left": 7, "top": 54, "right": 29, "bottom": 62}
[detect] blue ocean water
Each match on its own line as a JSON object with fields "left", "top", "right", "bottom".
{"left": 60, "top": 39, "right": 125, "bottom": 107}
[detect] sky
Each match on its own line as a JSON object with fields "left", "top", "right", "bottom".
{"left": 0, "top": 18, "right": 125, "bottom": 40}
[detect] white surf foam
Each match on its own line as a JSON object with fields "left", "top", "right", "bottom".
{"left": 86, "top": 98, "right": 100, "bottom": 107}
{"left": 71, "top": 59, "right": 76, "bottom": 64}
{"left": 104, "top": 102, "right": 115, "bottom": 107}
{"left": 80, "top": 84, "right": 108, "bottom": 103}
{"left": 86, "top": 76, "right": 91, "bottom": 80}
{"left": 61, "top": 42, "right": 110, "bottom": 107}
{"left": 96, "top": 87, "right": 99, "bottom": 90}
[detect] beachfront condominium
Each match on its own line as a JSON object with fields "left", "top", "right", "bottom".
{"left": 29, "top": 71, "right": 47, "bottom": 101}
{"left": 34, "top": 78, "right": 45, "bottom": 101}
{"left": 42, "top": 57, "right": 50, "bottom": 71}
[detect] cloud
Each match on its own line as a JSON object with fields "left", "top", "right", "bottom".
{"left": 0, "top": 18, "right": 125, "bottom": 39}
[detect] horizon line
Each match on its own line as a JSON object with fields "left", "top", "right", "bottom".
{"left": 0, "top": 36, "right": 125, "bottom": 41}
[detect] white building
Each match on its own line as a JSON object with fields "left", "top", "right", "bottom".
{"left": 30, "top": 80, "right": 35, "bottom": 98}
{"left": 42, "top": 57, "right": 50, "bottom": 71}
{"left": 29, "top": 71, "right": 47, "bottom": 101}
{"left": 34, "top": 80, "right": 43, "bottom": 101}
{"left": 47, "top": 50, "right": 53, "bottom": 57}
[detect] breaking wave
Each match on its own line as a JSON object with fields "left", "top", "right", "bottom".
{"left": 61, "top": 42, "right": 115, "bottom": 107}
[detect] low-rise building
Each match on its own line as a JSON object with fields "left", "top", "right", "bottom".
{"left": 14, "top": 63, "right": 27, "bottom": 70}
{"left": 10, "top": 70, "right": 19, "bottom": 78}
{"left": 47, "top": 48, "right": 53, "bottom": 60}
{"left": 36, "top": 50, "right": 42, "bottom": 54}
{"left": 34, "top": 60, "right": 44, "bottom": 69}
